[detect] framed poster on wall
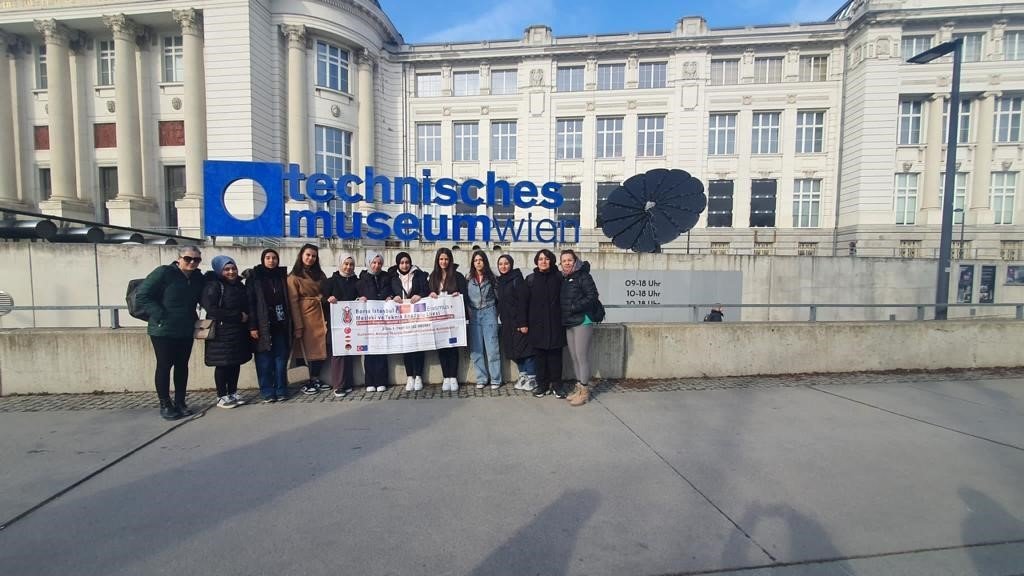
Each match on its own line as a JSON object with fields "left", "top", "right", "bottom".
{"left": 957, "top": 265, "right": 974, "bottom": 304}
{"left": 1007, "top": 266, "right": 1024, "bottom": 286}
{"left": 980, "top": 265, "right": 996, "bottom": 304}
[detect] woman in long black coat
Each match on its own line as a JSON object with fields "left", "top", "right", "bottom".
{"left": 521, "top": 249, "right": 566, "bottom": 398}
{"left": 201, "top": 255, "right": 253, "bottom": 409}
{"left": 496, "top": 254, "right": 535, "bottom": 391}
{"left": 357, "top": 252, "right": 394, "bottom": 392}
{"left": 321, "top": 252, "right": 361, "bottom": 397}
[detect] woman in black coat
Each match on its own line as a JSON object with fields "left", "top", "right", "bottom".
{"left": 201, "top": 255, "right": 253, "bottom": 409}
{"left": 245, "top": 249, "right": 291, "bottom": 403}
{"left": 357, "top": 252, "right": 394, "bottom": 392}
{"left": 560, "top": 249, "right": 600, "bottom": 407}
{"left": 321, "top": 252, "right": 360, "bottom": 397}
{"left": 521, "top": 249, "right": 566, "bottom": 398}
{"left": 496, "top": 254, "right": 535, "bottom": 391}
{"left": 428, "top": 247, "right": 469, "bottom": 392}
{"left": 391, "top": 251, "right": 430, "bottom": 392}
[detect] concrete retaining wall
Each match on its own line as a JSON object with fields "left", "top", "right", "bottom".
{"left": 1, "top": 322, "right": 1021, "bottom": 395}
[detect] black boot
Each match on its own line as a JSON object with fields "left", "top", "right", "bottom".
{"left": 160, "top": 398, "right": 182, "bottom": 421}
{"left": 175, "top": 399, "right": 194, "bottom": 417}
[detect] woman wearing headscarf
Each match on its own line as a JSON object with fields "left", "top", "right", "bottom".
{"left": 466, "top": 250, "right": 502, "bottom": 389}
{"left": 321, "top": 252, "right": 360, "bottom": 397}
{"left": 521, "top": 248, "right": 566, "bottom": 398}
{"left": 390, "top": 251, "right": 430, "bottom": 392}
{"left": 357, "top": 251, "right": 394, "bottom": 392}
{"left": 287, "top": 243, "right": 329, "bottom": 395}
{"left": 428, "top": 247, "right": 468, "bottom": 392}
{"left": 495, "top": 254, "right": 535, "bottom": 391}
{"left": 135, "top": 245, "right": 205, "bottom": 420}
{"left": 559, "top": 249, "right": 600, "bottom": 406}
{"left": 201, "top": 255, "right": 253, "bottom": 409}
{"left": 246, "top": 248, "right": 291, "bottom": 403}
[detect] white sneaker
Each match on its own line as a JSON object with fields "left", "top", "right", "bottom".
{"left": 491, "top": 383, "right": 502, "bottom": 390}
{"left": 441, "top": 378, "right": 450, "bottom": 391}
{"left": 450, "top": 379, "right": 459, "bottom": 391}
{"left": 522, "top": 376, "right": 537, "bottom": 391}
{"left": 475, "top": 383, "right": 486, "bottom": 389}
{"left": 217, "top": 396, "right": 236, "bottom": 409}
{"left": 366, "top": 386, "right": 375, "bottom": 392}
{"left": 230, "top": 393, "right": 246, "bottom": 405}
{"left": 405, "top": 376, "right": 415, "bottom": 392}
{"left": 414, "top": 376, "right": 423, "bottom": 391}
{"left": 376, "top": 385, "right": 386, "bottom": 392}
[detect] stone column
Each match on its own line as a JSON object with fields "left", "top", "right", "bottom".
{"left": 282, "top": 24, "right": 308, "bottom": 168}
{"left": 35, "top": 19, "right": 90, "bottom": 218}
{"left": 921, "top": 94, "right": 945, "bottom": 222}
{"left": 357, "top": 49, "right": 374, "bottom": 172}
{"left": 104, "top": 15, "right": 142, "bottom": 198}
{"left": 173, "top": 8, "right": 207, "bottom": 237}
{"left": 969, "top": 91, "right": 997, "bottom": 224}
{"left": 0, "top": 32, "right": 22, "bottom": 209}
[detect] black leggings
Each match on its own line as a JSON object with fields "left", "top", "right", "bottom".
{"left": 438, "top": 347, "right": 460, "bottom": 379}
{"left": 364, "top": 355, "right": 389, "bottom": 387}
{"left": 151, "top": 336, "right": 194, "bottom": 404}
{"left": 403, "top": 351, "right": 425, "bottom": 377}
{"left": 534, "top": 347, "right": 563, "bottom": 388}
{"left": 214, "top": 365, "right": 241, "bottom": 397}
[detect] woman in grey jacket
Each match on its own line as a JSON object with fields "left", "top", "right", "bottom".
{"left": 466, "top": 250, "right": 503, "bottom": 389}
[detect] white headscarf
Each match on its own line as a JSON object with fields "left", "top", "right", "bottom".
{"left": 365, "top": 251, "right": 384, "bottom": 275}
{"left": 338, "top": 252, "right": 356, "bottom": 278}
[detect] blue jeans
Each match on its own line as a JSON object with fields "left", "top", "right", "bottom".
{"left": 515, "top": 355, "right": 536, "bottom": 377}
{"left": 468, "top": 322, "right": 502, "bottom": 385}
{"left": 255, "top": 330, "right": 290, "bottom": 399}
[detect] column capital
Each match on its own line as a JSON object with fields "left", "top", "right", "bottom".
{"left": 102, "top": 14, "right": 139, "bottom": 42}
{"left": 982, "top": 90, "right": 1003, "bottom": 100}
{"left": 34, "top": 19, "right": 72, "bottom": 47}
{"left": 0, "top": 30, "right": 27, "bottom": 57}
{"left": 357, "top": 49, "right": 373, "bottom": 67}
{"left": 280, "top": 24, "right": 307, "bottom": 48}
{"left": 172, "top": 8, "right": 203, "bottom": 37}
{"left": 929, "top": 93, "right": 947, "bottom": 102}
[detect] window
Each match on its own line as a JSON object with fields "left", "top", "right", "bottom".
{"left": 597, "top": 63, "right": 625, "bottom": 90}
{"left": 36, "top": 44, "right": 47, "bottom": 90}
{"left": 954, "top": 33, "right": 984, "bottom": 63}
{"left": 798, "top": 56, "right": 828, "bottom": 82}
{"left": 316, "top": 41, "right": 349, "bottom": 93}
{"left": 902, "top": 35, "right": 933, "bottom": 58}
{"left": 492, "top": 197, "right": 515, "bottom": 221}
{"left": 99, "top": 166, "right": 118, "bottom": 208}
{"left": 97, "top": 40, "right": 115, "bottom": 86}
{"left": 754, "top": 242, "right": 774, "bottom": 256}
{"left": 638, "top": 62, "right": 667, "bottom": 88}
{"left": 94, "top": 123, "right": 116, "bottom": 148}
{"left": 710, "top": 242, "right": 730, "bottom": 255}
{"left": 596, "top": 181, "right": 619, "bottom": 227}
{"left": 750, "top": 179, "right": 777, "bottom": 227}
{"left": 941, "top": 172, "right": 968, "bottom": 224}
{"left": 797, "top": 242, "right": 818, "bottom": 256}
{"left": 706, "top": 180, "right": 733, "bottom": 227}
{"left": 556, "top": 183, "right": 580, "bottom": 224}
{"left": 942, "top": 99, "right": 972, "bottom": 143}
{"left": 314, "top": 126, "right": 352, "bottom": 178}
{"left": 453, "top": 122, "right": 479, "bottom": 161}
{"left": 416, "top": 123, "right": 441, "bottom": 162}
{"left": 994, "top": 96, "right": 1022, "bottom": 143}
{"left": 895, "top": 173, "right": 919, "bottom": 225}
{"left": 556, "top": 66, "right": 584, "bottom": 92}
{"left": 898, "top": 100, "right": 923, "bottom": 145}
{"left": 796, "top": 111, "right": 825, "bottom": 153}
{"left": 754, "top": 57, "right": 783, "bottom": 83}
{"left": 595, "top": 117, "right": 623, "bottom": 159}
{"left": 165, "top": 165, "right": 185, "bottom": 228}
{"left": 158, "top": 121, "right": 185, "bottom": 146}
{"left": 453, "top": 71, "right": 479, "bottom": 96}
{"left": 556, "top": 118, "right": 584, "bottom": 159}
{"left": 899, "top": 240, "right": 921, "bottom": 258}
{"left": 456, "top": 185, "right": 480, "bottom": 215}
{"left": 991, "top": 172, "right": 1017, "bottom": 225}
{"left": 38, "top": 167, "right": 51, "bottom": 199}
{"left": 1001, "top": 240, "right": 1022, "bottom": 260}
{"left": 637, "top": 115, "right": 665, "bottom": 157}
{"left": 416, "top": 73, "right": 441, "bottom": 97}
{"left": 710, "top": 59, "right": 739, "bottom": 85}
{"left": 751, "top": 112, "right": 781, "bottom": 154}
{"left": 162, "top": 36, "right": 184, "bottom": 82}
{"left": 34, "top": 126, "right": 49, "bottom": 150}
{"left": 490, "top": 121, "right": 517, "bottom": 161}
{"left": 1005, "top": 31, "right": 1024, "bottom": 61}
{"left": 491, "top": 70, "right": 517, "bottom": 95}
{"left": 793, "top": 179, "right": 821, "bottom": 228}
{"left": 708, "top": 113, "right": 736, "bottom": 155}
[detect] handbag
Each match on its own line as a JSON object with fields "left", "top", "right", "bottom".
{"left": 194, "top": 318, "right": 217, "bottom": 340}
{"left": 590, "top": 299, "right": 606, "bottom": 323}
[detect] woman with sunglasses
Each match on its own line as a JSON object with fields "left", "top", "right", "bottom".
{"left": 135, "top": 245, "right": 206, "bottom": 420}
{"left": 201, "top": 255, "right": 252, "bottom": 409}
{"left": 287, "top": 244, "right": 329, "bottom": 395}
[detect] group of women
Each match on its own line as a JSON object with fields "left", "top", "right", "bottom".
{"left": 135, "top": 244, "right": 603, "bottom": 421}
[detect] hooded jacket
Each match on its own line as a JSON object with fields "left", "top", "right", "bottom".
{"left": 201, "top": 270, "right": 253, "bottom": 367}
{"left": 136, "top": 262, "right": 204, "bottom": 339}
{"left": 561, "top": 260, "right": 599, "bottom": 327}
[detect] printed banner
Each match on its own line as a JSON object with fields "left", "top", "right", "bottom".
{"left": 329, "top": 295, "right": 467, "bottom": 356}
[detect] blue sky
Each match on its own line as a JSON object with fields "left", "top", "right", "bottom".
{"left": 380, "top": 0, "right": 844, "bottom": 44}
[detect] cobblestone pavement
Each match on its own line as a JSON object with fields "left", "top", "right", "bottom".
{"left": 2, "top": 367, "right": 1022, "bottom": 412}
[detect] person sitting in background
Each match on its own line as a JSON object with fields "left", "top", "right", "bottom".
{"left": 704, "top": 304, "right": 725, "bottom": 322}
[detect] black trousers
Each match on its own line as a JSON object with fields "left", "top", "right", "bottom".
{"left": 214, "top": 365, "right": 241, "bottom": 397}
{"left": 534, "top": 347, "right": 563, "bottom": 389}
{"left": 151, "top": 336, "right": 194, "bottom": 404}
{"left": 307, "top": 360, "right": 324, "bottom": 381}
{"left": 403, "top": 351, "right": 425, "bottom": 377}
{"left": 438, "top": 347, "right": 460, "bottom": 379}
{"left": 363, "top": 355, "right": 389, "bottom": 387}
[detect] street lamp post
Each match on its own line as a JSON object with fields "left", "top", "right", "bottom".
{"left": 908, "top": 37, "right": 963, "bottom": 320}
{"left": 954, "top": 207, "right": 965, "bottom": 259}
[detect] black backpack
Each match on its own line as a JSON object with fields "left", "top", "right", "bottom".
{"left": 125, "top": 278, "right": 150, "bottom": 321}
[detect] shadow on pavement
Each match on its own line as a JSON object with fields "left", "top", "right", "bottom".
{"left": 720, "top": 502, "right": 854, "bottom": 574}
{"left": 960, "top": 486, "right": 1024, "bottom": 574}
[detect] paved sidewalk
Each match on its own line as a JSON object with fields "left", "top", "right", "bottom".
{"left": 1, "top": 369, "right": 1022, "bottom": 576}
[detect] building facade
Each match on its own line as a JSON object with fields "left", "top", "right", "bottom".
{"left": 0, "top": 0, "right": 1021, "bottom": 257}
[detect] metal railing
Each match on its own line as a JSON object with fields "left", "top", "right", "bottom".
{"left": 4, "top": 302, "right": 1023, "bottom": 329}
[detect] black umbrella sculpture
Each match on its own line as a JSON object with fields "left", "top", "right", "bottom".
{"left": 598, "top": 168, "right": 707, "bottom": 253}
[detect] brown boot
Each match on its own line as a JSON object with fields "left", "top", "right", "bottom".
{"left": 565, "top": 381, "right": 581, "bottom": 402}
{"left": 569, "top": 383, "right": 589, "bottom": 406}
